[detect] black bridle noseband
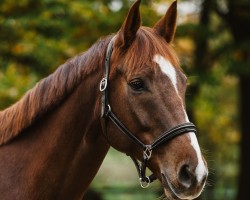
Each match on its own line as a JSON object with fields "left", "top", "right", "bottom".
{"left": 100, "top": 37, "right": 197, "bottom": 188}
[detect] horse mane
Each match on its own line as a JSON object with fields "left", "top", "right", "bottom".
{"left": 0, "top": 28, "right": 179, "bottom": 147}
{"left": 0, "top": 36, "right": 111, "bottom": 146}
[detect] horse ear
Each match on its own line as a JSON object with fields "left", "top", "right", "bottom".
{"left": 153, "top": 1, "right": 177, "bottom": 43}
{"left": 116, "top": 0, "right": 141, "bottom": 47}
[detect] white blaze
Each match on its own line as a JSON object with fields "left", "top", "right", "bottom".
{"left": 153, "top": 55, "right": 178, "bottom": 93}
{"left": 153, "top": 54, "right": 207, "bottom": 183}
{"left": 189, "top": 132, "right": 207, "bottom": 182}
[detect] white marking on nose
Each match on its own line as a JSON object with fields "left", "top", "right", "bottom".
{"left": 153, "top": 55, "right": 178, "bottom": 94}
{"left": 184, "top": 111, "right": 207, "bottom": 183}
{"left": 189, "top": 132, "right": 207, "bottom": 182}
{"left": 153, "top": 54, "right": 207, "bottom": 183}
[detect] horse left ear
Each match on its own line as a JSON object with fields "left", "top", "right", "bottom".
{"left": 116, "top": 0, "right": 141, "bottom": 48}
{"left": 153, "top": 1, "right": 177, "bottom": 43}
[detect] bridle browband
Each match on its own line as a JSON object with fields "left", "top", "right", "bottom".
{"left": 100, "top": 37, "right": 197, "bottom": 188}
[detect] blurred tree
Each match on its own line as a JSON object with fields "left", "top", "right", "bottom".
{"left": 0, "top": 0, "right": 158, "bottom": 109}
{"left": 214, "top": 0, "right": 250, "bottom": 199}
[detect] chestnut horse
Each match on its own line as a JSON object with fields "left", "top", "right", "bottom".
{"left": 0, "top": 1, "right": 208, "bottom": 199}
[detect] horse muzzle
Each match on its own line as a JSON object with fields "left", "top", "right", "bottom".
{"left": 161, "top": 163, "right": 208, "bottom": 200}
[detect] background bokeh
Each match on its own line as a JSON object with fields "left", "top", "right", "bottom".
{"left": 1, "top": 0, "right": 250, "bottom": 199}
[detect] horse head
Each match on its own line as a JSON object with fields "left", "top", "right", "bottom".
{"left": 100, "top": 1, "right": 208, "bottom": 199}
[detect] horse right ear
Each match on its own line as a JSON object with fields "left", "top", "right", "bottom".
{"left": 153, "top": 1, "right": 177, "bottom": 43}
{"left": 116, "top": 0, "right": 141, "bottom": 48}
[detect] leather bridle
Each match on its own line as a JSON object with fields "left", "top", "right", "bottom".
{"left": 100, "top": 37, "right": 197, "bottom": 188}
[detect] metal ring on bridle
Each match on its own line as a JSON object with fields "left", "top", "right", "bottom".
{"left": 99, "top": 78, "right": 108, "bottom": 92}
{"left": 105, "top": 104, "right": 111, "bottom": 116}
{"left": 140, "top": 177, "right": 151, "bottom": 188}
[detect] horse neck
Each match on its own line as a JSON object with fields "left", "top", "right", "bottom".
{"left": 0, "top": 66, "right": 110, "bottom": 200}
{"left": 41, "top": 71, "right": 110, "bottom": 198}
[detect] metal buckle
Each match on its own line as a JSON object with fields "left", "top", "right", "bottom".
{"left": 105, "top": 104, "right": 111, "bottom": 117}
{"left": 139, "top": 177, "right": 150, "bottom": 188}
{"left": 143, "top": 145, "right": 152, "bottom": 160}
{"left": 100, "top": 78, "right": 107, "bottom": 92}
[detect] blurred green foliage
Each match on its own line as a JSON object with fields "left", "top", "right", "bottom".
{"left": 0, "top": 0, "right": 158, "bottom": 108}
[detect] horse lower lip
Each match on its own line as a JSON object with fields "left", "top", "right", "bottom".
{"left": 161, "top": 172, "right": 205, "bottom": 200}
{"left": 161, "top": 173, "right": 180, "bottom": 200}
{"left": 161, "top": 173, "right": 192, "bottom": 200}
{"left": 161, "top": 173, "right": 169, "bottom": 188}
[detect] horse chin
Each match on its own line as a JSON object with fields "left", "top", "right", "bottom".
{"left": 163, "top": 188, "right": 182, "bottom": 200}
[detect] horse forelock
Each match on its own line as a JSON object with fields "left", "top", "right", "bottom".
{"left": 117, "top": 27, "right": 180, "bottom": 77}
{"left": 0, "top": 36, "right": 111, "bottom": 146}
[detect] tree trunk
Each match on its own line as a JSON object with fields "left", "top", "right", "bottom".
{"left": 237, "top": 75, "right": 250, "bottom": 200}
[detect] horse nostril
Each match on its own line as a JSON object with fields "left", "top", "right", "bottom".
{"left": 178, "top": 165, "right": 193, "bottom": 189}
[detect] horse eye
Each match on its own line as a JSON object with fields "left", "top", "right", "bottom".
{"left": 129, "top": 79, "right": 145, "bottom": 91}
